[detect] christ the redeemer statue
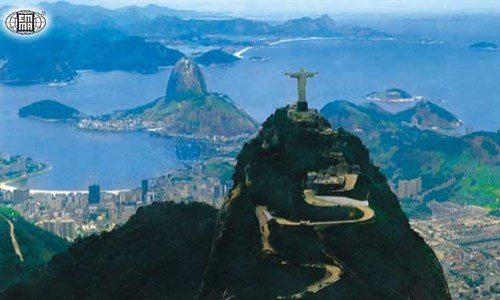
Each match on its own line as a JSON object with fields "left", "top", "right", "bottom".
{"left": 285, "top": 67, "right": 318, "bottom": 112}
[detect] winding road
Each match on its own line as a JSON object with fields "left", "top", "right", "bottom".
{"left": 1, "top": 215, "right": 24, "bottom": 262}
{"left": 254, "top": 177, "right": 375, "bottom": 299}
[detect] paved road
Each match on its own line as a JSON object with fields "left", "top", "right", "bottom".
{"left": 254, "top": 186, "right": 376, "bottom": 298}
{"left": 283, "top": 263, "right": 342, "bottom": 299}
{"left": 255, "top": 206, "right": 277, "bottom": 254}
{"left": 257, "top": 191, "right": 374, "bottom": 228}
{"left": 303, "top": 189, "right": 374, "bottom": 224}
{"left": 1, "top": 215, "right": 24, "bottom": 262}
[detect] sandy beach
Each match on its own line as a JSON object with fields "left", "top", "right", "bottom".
{"left": 0, "top": 180, "right": 130, "bottom": 195}
{"left": 233, "top": 46, "right": 254, "bottom": 58}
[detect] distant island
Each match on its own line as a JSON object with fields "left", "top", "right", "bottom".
{"left": 365, "top": 88, "right": 420, "bottom": 103}
{"left": 19, "top": 100, "right": 84, "bottom": 121}
{"left": 195, "top": 49, "right": 240, "bottom": 66}
{"left": 470, "top": 42, "right": 498, "bottom": 51}
{"left": 249, "top": 56, "right": 269, "bottom": 62}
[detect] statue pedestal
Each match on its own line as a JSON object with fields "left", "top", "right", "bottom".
{"left": 297, "top": 101, "right": 308, "bottom": 112}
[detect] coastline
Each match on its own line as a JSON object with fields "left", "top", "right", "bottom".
{"left": 233, "top": 46, "right": 254, "bottom": 58}
{"left": 268, "top": 36, "right": 342, "bottom": 46}
{"left": 233, "top": 36, "right": 392, "bottom": 59}
{"left": 0, "top": 166, "right": 130, "bottom": 195}
{"left": 0, "top": 180, "right": 130, "bottom": 195}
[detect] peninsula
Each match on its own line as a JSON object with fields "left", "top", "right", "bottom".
{"left": 78, "top": 58, "right": 258, "bottom": 141}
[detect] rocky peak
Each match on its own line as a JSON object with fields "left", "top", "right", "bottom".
{"left": 200, "top": 104, "right": 450, "bottom": 299}
{"left": 318, "top": 14, "right": 336, "bottom": 30}
{"left": 165, "top": 58, "right": 208, "bottom": 101}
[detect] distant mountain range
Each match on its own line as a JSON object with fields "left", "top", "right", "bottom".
{"left": 0, "top": 2, "right": 390, "bottom": 84}
{"left": 0, "top": 207, "right": 69, "bottom": 292}
{"left": 124, "top": 14, "right": 390, "bottom": 40}
{"left": 320, "top": 100, "right": 499, "bottom": 217}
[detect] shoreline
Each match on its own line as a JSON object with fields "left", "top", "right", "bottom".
{"left": 233, "top": 46, "right": 254, "bottom": 58}
{"left": 0, "top": 180, "right": 130, "bottom": 195}
{"left": 0, "top": 166, "right": 130, "bottom": 195}
{"left": 233, "top": 36, "right": 394, "bottom": 59}
{"left": 268, "top": 36, "right": 342, "bottom": 46}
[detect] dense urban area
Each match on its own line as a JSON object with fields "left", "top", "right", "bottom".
{"left": 0, "top": 154, "right": 232, "bottom": 238}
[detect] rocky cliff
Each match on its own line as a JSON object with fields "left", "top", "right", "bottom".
{"left": 166, "top": 58, "right": 208, "bottom": 100}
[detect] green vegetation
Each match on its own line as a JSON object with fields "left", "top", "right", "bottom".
{"left": 2, "top": 202, "right": 216, "bottom": 299}
{"left": 19, "top": 100, "right": 83, "bottom": 121}
{"left": 321, "top": 100, "right": 500, "bottom": 216}
{"left": 449, "top": 153, "right": 500, "bottom": 209}
{"left": 394, "top": 100, "right": 461, "bottom": 129}
{"left": 0, "top": 207, "right": 69, "bottom": 292}
{"left": 110, "top": 94, "right": 258, "bottom": 137}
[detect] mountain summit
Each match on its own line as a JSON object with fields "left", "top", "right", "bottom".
{"left": 166, "top": 58, "right": 208, "bottom": 100}
{"left": 200, "top": 104, "right": 450, "bottom": 299}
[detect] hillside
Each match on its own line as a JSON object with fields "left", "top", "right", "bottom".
{"left": 2, "top": 202, "right": 216, "bottom": 299}
{"left": 320, "top": 100, "right": 499, "bottom": 216}
{"left": 19, "top": 100, "right": 84, "bottom": 121}
{"left": 394, "top": 100, "right": 462, "bottom": 130}
{"left": 83, "top": 58, "right": 258, "bottom": 139}
{"left": 73, "top": 37, "right": 185, "bottom": 73}
{"left": 0, "top": 36, "right": 184, "bottom": 84}
{"left": 3, "top": 105, "right": 449, "bottom": 299}
{"left": 0, "top": 207, "right": 69, "bottom": 292}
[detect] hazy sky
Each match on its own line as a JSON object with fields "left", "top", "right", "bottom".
{"left": 5, "top": 0, "right": 500, "bottom": 17}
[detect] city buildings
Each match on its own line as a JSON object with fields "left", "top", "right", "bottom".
{"left": 88, "top": 184, "right": 100, "bottom": 204}
{"left": 141, "top": 179, "right": 148, "bottom": 202}
{"left": 397, "top": 177, "right": 422, "bottom": 199}
{"left": 39, "top": 219, "right": 76, "bottom": 240}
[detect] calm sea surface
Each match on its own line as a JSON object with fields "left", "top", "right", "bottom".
{"left": 1, "top": 39, "right": 499, "bottom": 189}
